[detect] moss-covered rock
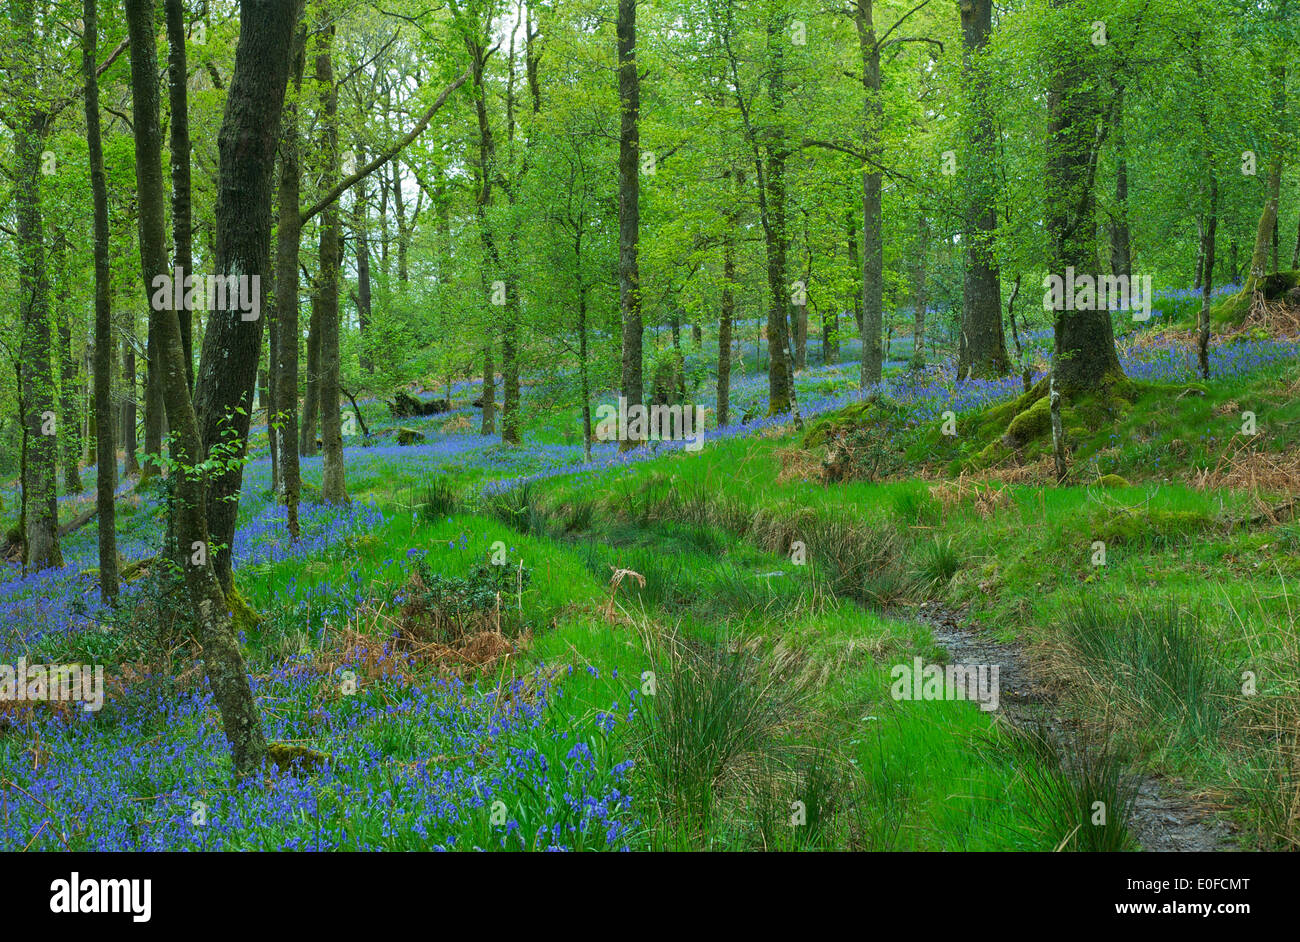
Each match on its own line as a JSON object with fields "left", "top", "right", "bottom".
{"left": 1096, "top": 474, "right": 1129, "bottom": 488}
{"left": 1004, "top": 396, "right": 1051, "bottom": 446}
{"left": 1092, "top": 508, "right": 1212, "bottom": 546}
{"left": 267, "top": 743, "right": 330, "bottom": 774}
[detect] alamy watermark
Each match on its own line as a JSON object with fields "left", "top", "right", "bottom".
{"left": 890, "top": 656, "right": 1000, "bottom": 712}
{"left": 50, "top": 873, "right": 151, "bottom": 922}
{"left": 0, "top": 658, "right": 105, "bottom": 712}
{"left": 594, "top": 396, "right": 708, "bottom": 452}
{"left": 1043, "top": 267, "right": 1154, "bottom": 322}
{"left": 150, "top": 266, "right": 261, "bottom": 321}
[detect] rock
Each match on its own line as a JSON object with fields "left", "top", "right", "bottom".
{"left": 391, "top": 391, "right": 449, "bottom": 418}
{"left": 397, "top": 427, "right": 426, "bottom": 446}
{"left": 1285, "top": 286, "right": 1300, "bottom": 310}
{"left": 1096, "top": 474, "right": 1129, "bottom": 488}
{"left": 267, "top": 743, "right": 330, "bottom": 775}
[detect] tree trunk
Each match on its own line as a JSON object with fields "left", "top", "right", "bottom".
{"left": 13, "top": 0, "right": 60, "bottom": 572}
{"left": 910, "top": 213, "right": 928, "bottom": 370}
{"left": 315, "top": 24, "right": 348, "bottom": 505}
{"left": 481, "top": 343, "right": 495, "bottom": 435}
{"left": 299, "top": 291, "right": 320, "bottom": 455}
{"left": 125, "top": 0, "right": 273, "bottom": 779}
{"left": 164, "top": 0, "right": 195, "bottom": 391}
{"left": 1245, "top": 64, "right": 1286, "bottom": 293}
{"left": 617, "top": 0, "right": 643, "bottom": 448}
{"left": 57, "top": 267, "right": 83, "bottom": 495}
{"left": 794, "top": 242, "right": 809, "bottom": 371}
{"left": 353, "top": 143, "right": 373, "bottom": 375}
{"left": 1043, "top": 0, "right": 1123, "bottom": 395}
{"left": 275, "top": 23, "right": 307, "bottom": 539}
{"left": 84, "top": 0, "right": 119, "bottom": 601}
{"left": 1198, "top": 174, "right": 1218, "bottom": 379}
{"left": 1109, "top": 83, "right": 1132, "bottom": 279}
{"left": 578, "top": 278, "right": 593, "bottom": 463}
{"left": 394, "top": 160, "right": 410, "bottom": 283}
{"left": 855, "top": 1, "right": 884, "bottom": 388}
{"left": 846, "top": 204, "right": 862, "bottom": 335}
{"left": 956, "top": 0, "right": 1009, "bottom": 380}
{"left": 125, "top": 0, "right": 173, "bottom": 490}
{"left": 192, "top": 0, "right": 304, "bottom": 590}
{"left": 122, "top": 339, "right": 139, "bottom": 475}
{"left": 718, "top": 217, "right": 735, "bottom": 428}
{"left": 1292, "top": 196, "right": 1300, "bottom": 269}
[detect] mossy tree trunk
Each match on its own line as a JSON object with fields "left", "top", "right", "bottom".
{"left": 125, "top": 0, "right": 171, "bottom": 492}
{"left": 314, "top": 23, "right": 348, "bottom": 506}
{"left": 1198, "top": 174, "right": 1218, "bottom": 380}
{"left": 910, "top": 213, "right": 928, "bottom": 370}
{"left": 1043, "top": 0, "right": 1124, "bottom": 396}
{"left": 13, "top": 0, "right": 61, "bottom": 573}
{"left": 274, "top": 23, "right": 307, "bottom": 540}
{"left": 855, "top": 0, "right": 885, "bottom": 389}
{"left": 1245, "top": 64, "right": 1286, "bottom": 295}
{"left": 617, "top": 0, "right": 644, "bottom": 445}
{"left": 957, "top": 0, "right": 1009, "bottom": 381}
{"left": 84, "top": 0, "right": 118, "bottom": 602}
{"left": 193, "top": 0, "right": 305, "bottom": 591}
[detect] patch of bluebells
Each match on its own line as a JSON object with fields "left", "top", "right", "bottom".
{"left": 0, "top": 654, "right": 638, "bottom": 851}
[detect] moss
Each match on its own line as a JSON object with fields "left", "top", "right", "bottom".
{"left": 120, "top": 555, "right": 155, "bottom": 581}
{"left": 972, "top": 377, "right": 1048, "bottom": 441}
{"left": 397, "top": 427, "right": 426, "bottom": 446}
{"left": 1005, "top": 396, "right": 1051, "bottom": 446}
{"left": 267, "top": 742, "right": 330, "bottom": 774}
{"left": 1093, "top": 508, "right": 1213, "bottom": 546}
{"left": 1096, "top": 474, "right": 1129, "bottom": 488}
{"left": 227, "top": 587, "right": 263, "bottom": 635}
{"left": 800, "top": 396, "right": 898, "bottom": 448}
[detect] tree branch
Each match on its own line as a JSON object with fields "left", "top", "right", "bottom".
{"left": 299, "top": 67, "right": 471, "bottom": 226}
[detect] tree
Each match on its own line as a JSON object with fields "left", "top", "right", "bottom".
{"left": 192, "top": 0, "right": 307, "bottom": 591}
{"left": 956, "top": 0, "right": 1009, "bottom": 380}
{"left": 617, "top": 0, "right": 644, "bottom": 444}
{"left": 84, "top": 0, "right": 118, "bottom": 602}
{"left": 314, "top": 20, "right": 348, "bottom": 505}
{"left": 1043, "top": 0, "right": 1124, "bottom": 394}
{"left": 274, "top": 23, "right": 308, "bottom": 540}
{"left": 10, "top": 0, "right": 62, "bottom": 572}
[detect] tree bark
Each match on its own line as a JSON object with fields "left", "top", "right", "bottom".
{"left": 719, "top": 224, "right": 735, "bottom": 427}
{"left": 124, "top": 0, "right": 273, "bottom": 779}
{"left": 315, "top": 24, "right": 347, "bottom": 505}
{"left": 192, "top": 0, "right": 305, "bottom": 590}
{"left": 1043, "top": 0, "right": 1123, "bottom": 394}
{"left": 1198, "top": 174, "right": 1218, "bottom": 380}
{"left": 13, "top": 0, "right": 61, "bottom": 572}
{"left": 84, "top": 0, "right": 118, "bottom": 601}
{"left": 353, "top": 142, "right": 373, "bottom": 375}
{"left": 910, "top": 213, "right": 928, "bottom": 370}
{"left": 855, "top": 1, "right": 884, "bottom": 388}
{"left": 1109, "top": 82, "right": 1132, "bottom": 279}
{"left": 125, "top": 0, "right": 172, "bottom": 490}
{"left": 165, "top": 0, "right": 195, "bottom": 392}
{"left": 617, "top": 0, "right": 644, "bottom": 446}
{"left": 56, "top": 247, "right": 83, "bottom": 494}
{"left": 956, "top": 0, "right": 1009, "bottom": 380}
{"left": 300, "top": 290, "right": 320, "bottom": 455}
{"left": 1245, "top": 64, "right": 1286, "bottom": 293}
{"left": 275, "top": 23, "right": 307, "bottom": 539}
{"left": 122, "top": 339, "right": 139, "bottom": 475}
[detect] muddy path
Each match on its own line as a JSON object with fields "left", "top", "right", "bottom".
{"left": 912, "top": 602, "right": 1238, "bottom": 852}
